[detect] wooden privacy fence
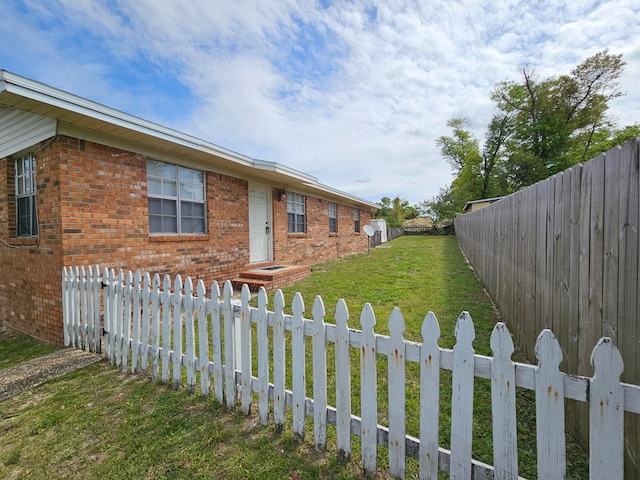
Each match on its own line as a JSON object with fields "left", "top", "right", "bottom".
{"left": 62, "top": 266, "right": 640, "bottom": 479}
{"left": 454, "top": 139, "right": 640, "bottom": 476}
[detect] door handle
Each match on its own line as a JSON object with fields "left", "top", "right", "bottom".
{"left": 265, "top": 222, "right": 270, "bottom": 234}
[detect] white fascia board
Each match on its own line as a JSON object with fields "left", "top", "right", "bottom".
{"left": 302, "top": 181, "right": 378, "bottom": 210}
{"left": 252, "top": 158, "right": 318, "bottom": 183}
{"left": 0, "top": 70, "right": 255, "bottom": 167}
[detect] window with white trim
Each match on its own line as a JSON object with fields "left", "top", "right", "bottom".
{"left": 15, "top": 152, "right": 38, "bottom": 237}
{"left": 329, "top": 202, "right": 337, "bottom": 233}
{"left": 354, "top": 208, "right": 360, "bottom": 233}
{"left": 147, "top": 159, "right": 206, "bottom": 234}
{"left": 287, "top": 192, "right": 306, "bottom": 233}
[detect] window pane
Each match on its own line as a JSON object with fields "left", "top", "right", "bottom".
{"left": 179, "top": 167, "right": 203, "bottom": 184}
{"left": 163, "top": 216, "right": 177, "bottom": 233}
{"left": 148, "top": 198, "right": 162, "bottom": 215}
{"left": 180, "top": 183, "right": 203, "bottom": 201}
{"left": 162, "top": 163, "right": 177, "bottom": 179}
{"left": 181, "top": 201, "right": 193, "bottom": 217}
{"left": 17, "top": 197, "right": 30, "bottom": 236}
{"left": 163, "top": 179, "right": 177, "bottom": 197}
{"left": 148, "top": 178, "right": 163, "bottom": 195}
{"left": 192, "top": 203, "right": 205, "bottom": 217}
{"left": 149, "top": 215, "right": 163, "bottom": 233}
{"left": 17, "top": 176, "right": 25, "bottom": 196}
{"left": 162, "top": 199, "right": 177, "bottom": 215}
{"left": 288, "top": 213, "right": 295, "bottom": 233}
{"left": 147, "top": 159, "right": 164, "bottom": 177}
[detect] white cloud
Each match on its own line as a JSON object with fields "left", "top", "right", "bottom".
{"left": 1, "top": 0, "right": 639, "bottom": 205}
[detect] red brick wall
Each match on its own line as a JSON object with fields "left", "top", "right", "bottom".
{"left": 0, "top": 138, "right": 65, "bottom": 343}
{"left": 0, "top": 135, "right": 372, "bottom": 344}
{"left": 57, "top": 137, "right": 250, "bottom": 283}
{"left": 271, "top": 191, "right": 371, "bottom": 265}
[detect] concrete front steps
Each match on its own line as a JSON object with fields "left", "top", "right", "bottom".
{"left": 232, "top": 263, "right": 311, "bottom": 292}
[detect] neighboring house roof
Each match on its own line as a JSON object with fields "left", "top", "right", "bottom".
{"left": 0, "top": 70, "right": 377, "bottom": 210}
{"left": 462, "top": 196, "right": 504, "bottom": 212}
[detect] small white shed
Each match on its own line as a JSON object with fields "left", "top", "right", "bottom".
{"left": 370, "top": 219, "right": 387, "bottom": 243}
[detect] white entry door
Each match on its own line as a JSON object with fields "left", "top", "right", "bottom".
{"left": 249, "top": 184, "right": 272, "bottom": 263}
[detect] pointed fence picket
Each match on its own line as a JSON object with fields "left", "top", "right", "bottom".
{"left": 62, "top": 267, "right": 640, "bottom": 479}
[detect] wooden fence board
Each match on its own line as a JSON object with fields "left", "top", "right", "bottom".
{"left": 223, "top": 280, "right": 236, "bottom": 408}
{"left": 535, "top": 179, "right": 548, "bottom": 338}
{"left": 312, "top": 296, "right": 327, "bottom": 450}
{"left": 291, "top": 293, "right": 306, "bottom": 441}
{"left": 590, "top": 338, "right": 625, "bottom": 479}
{"left": 388, "top": 308, "right": 406, "bottom": 478}
{"left": 184, "top": 277, "right": 196, "bottom": 392}
{"left": 273, "top": 289, "right": 286, "bottom": 432}
{"left": 419, "top": 312, "right": 441, "bottom": 480}
{"left": 450, "top": 312, "right": 475, "bottom": 479}
{"left": 195, "top": 280, "right": 209, "bottom": 397}
{"left": 171, "top": 275, "right": 183, "bottom": 390}
{"left": 523, "top": 185, "right": 537, "bottom": 359}
{"left": 209, "top": 281, "right": 223, "bottom": 403}
{"left": 535, "top": 330, "right": 566, "bottom": 479}
{"left": 490, "top": 323, "right": 518, "bottom": 477}
{"left": 335, "top": 299, "right": 352, "bottom": 461}
{"left": 360, "top": 303, "right": 378, "bottom": 476}
{"left": 603, "top": 147, "right": 620, "bottom": 342}
{"left": 257, "top": 288, "right": 270, "bottom": 425}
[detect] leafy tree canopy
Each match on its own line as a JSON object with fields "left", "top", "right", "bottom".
{"left": 373, "top": 196, "right": 421, "bottom": 228}
{"left": 425, "top": 50, "right": 638, "bottom": 222}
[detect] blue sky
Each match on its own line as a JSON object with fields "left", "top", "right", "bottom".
{"left": 1, "top": 0, "right": 639, "bottom": 205}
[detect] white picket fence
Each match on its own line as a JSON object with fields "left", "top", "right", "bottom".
{"left": 61, "top": 266, "right": 640, "bottom": 479}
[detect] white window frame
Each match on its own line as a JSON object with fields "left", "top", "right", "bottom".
{"left": 354, "top": 208, "right": 360, "bottom": 233}
{"left": 329, "top": 202, "right": 337, "bottom": 233}
{"left": 287, "top": 192, "right": 306, "bottom": 233}
{"left": 147, "top": 159, "right": 206, "bottom": 234}
{"left": 15, "top": 152, "right": 38, "bottom": 237}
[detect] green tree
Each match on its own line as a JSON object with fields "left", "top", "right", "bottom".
{"left": 427, "top": 50, "right": 636, "bottom": 214}
{"left": 492, "top": 49, "right": 628, "bottom": 188}
{"left": 373, "top": 196, "right": 420, "bottom": 227}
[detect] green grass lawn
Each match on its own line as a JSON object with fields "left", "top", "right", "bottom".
{"left": 0, "top": 236, "right": 588, "bottom": 479}
{"left": 0, "top": 329, "right": 59, "bottom": 370}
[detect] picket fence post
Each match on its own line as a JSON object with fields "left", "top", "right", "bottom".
{"left": 222, "top": 280, "right": 235, "bottom": 408}
{"left": 160, "top": 274, "right": 172, "bottom": 383}
{"left": 589, "top": 337, "right": 624, "bottom": 479}
{"left": 184, "top": 277, "right": 196, "bottom": 393}
{"left": 490, "top": 322, "right": 518, "bottom": 477}
{"left": 131, "top": 270, "right": 142, "bottom": 373}
{"left": 272, "top": 289, "right": 286, "bottom": 433}
{"left": 240, "top": 284, "right": 252, "bottom": 415}
{"left": 335, "top": 298, "right": 351, "bottom": 462}
{"left": 257, "top": 287, "right": 270, "bottom": 425}
{"left": 140, "top": 272, "right": 151, "bottom": 372}
{"left": 312, "top": 296, "right": 327, "bottom": 451}
{"left": 291, "top": 292, "right": 306, "bottom": 441}
{"left": 450, "top": 312, "right": 475, "bottom": 479}
{"left": 388, "top": 307, "right": 406, "bottom": 478}
{"left": 210, "top": 281, "right": 224, "bottom": 403}
{"left": 150, "top": 273, "right": 161, "bottom": 383}
{"left": 114, "top": 270, "right": 124, "bottom": 369}
{"left": 196, "top": 279, "right": 210, "bottom": 397}
{"left": 360, "top": 302, "right": 378, "bottom": 476}
{"left": 535, "top": 329, "right": 565, "bottom": 479}
{"left": 171, "top": 274, "right": 183, "bottom": 390}
{"left": 419, "top": 311, "right": 440, "bottom": 480}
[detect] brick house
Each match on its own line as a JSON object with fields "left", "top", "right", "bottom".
{"left": 0, "top": 71, "right": 376, "bottom": 344}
